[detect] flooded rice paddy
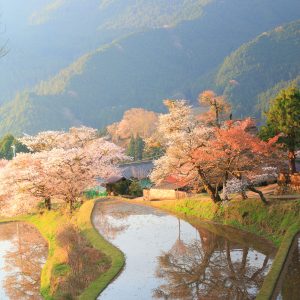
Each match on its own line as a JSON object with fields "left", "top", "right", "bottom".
{"left": 93, "top": 199, "right": 276, "bottom": 300}
{"left": 0, "top": 222, "right": 47, "bottom": 300}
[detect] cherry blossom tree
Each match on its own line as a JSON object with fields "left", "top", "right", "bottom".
{"left": 151, "top": 101, "right": 281, "bottom": 204}
{"left": 0, "top": 153, "right": 57, "bottom": 213}
{"left": 0, "top": 128, "right": 128, "bottom": 215}
{"left": 0, "top": 159, "right": 8, "bottom": 168}
{"left": 224, "top": 166, "right": 278, "bottom": 201}
{"left": 0, "top": 184, "right": 39, "bottom": 217}
{"left": 193, "top": 119, "right": 282, "bottom": 203}
{"left": 18, "top": 126, "right": 98, "bottom": 152}
{"left": 150, "top": 100, "right": 222, "bottom": 203}
{"left": 198, "top": 90, "right": 231, "bottom": 127}
{"left": 41, "top": 139, "right": 127, "bottom": 212}
{"left": 107, "top": 108, "right": 158, "bottom": 141}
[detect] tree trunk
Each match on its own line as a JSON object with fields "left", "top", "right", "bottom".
{"left": 248, "top": 185, "right": 268, "bottom": 205}
{"left": 241, "top": 191, "right": 248, "bottom": 200}
{"left": 45, "top": 197, "right": 51, "bottom": 210}
{"left": 236, "top": 173, "right": 247, "bottom": 200}
{"left": 215, "top": 107, "right": 220, "bottom": 128}
{"left": 198, "top": 167, "right": 221, "bottom": 203}
{"left": 240, "top": 247, "right": 249, "bottom": 272}
{"left": 222, "top": 171, "right": 229, "bottom": 201}
{"left": 288, "top": 149, "right": 297, "bottom": 174}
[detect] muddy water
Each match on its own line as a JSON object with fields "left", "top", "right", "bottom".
{"left": 93, "top": 199, "right": 277, "bottom": 300}
{"left": 0, "top": 222, "right": 48, "bottom": 300}
{"left": 276, "top": 234, "right": 300, "bottom": 300}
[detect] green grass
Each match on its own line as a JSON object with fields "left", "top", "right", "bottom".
{"left": 149, "top": 196, "right": 300, "bottom": 246}
{"left": 52, "top": 263, "right": 71, "bottom": 277}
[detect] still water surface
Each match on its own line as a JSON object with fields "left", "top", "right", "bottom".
{"left": 93, "top": 199, "right": 277, "bottom": 300}
{"left": 0, "top": 222, "right": 47, "bottom": 300}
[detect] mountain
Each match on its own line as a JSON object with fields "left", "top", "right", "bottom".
{"left": 96, "top": 0, "right": 212, "bottom": 30}
{"left": 30, "top": 0, "right": 211, "bottom": 29}
{"left": 0, "top": 0, "right": 213, "bottom": 102}
{"left": 258, "top": 75, "right": 300, "bottom": 115}
{"left": 214, "top": 20, "right": 300, "bottom": 117}
{"left": 0, "top": 0, "right": 300, "bottom": 135}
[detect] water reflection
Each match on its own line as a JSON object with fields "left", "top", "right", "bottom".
{"left": 0, "top": 222, "right": 48, "bottom": 300}
{"left": 94, "top": 201, "right": 130, "bottom": 239}
{"left": 93, "top": 200, "right": 276, "bottom": 300}
{"left": 154, "top": 225, "right": 272, "bottom": 299}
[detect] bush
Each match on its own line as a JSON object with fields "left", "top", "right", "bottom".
{"left": 84, "top": 189, "right": 107, "bottom": 199}
{"left": 107, "top": 180, "right": 130, "bottom": 195}
{"left": 108, "top": 179, "right": 143, "bottom": 197}
{"left": 128, "top": 180, "right": 143, "bottom": 197}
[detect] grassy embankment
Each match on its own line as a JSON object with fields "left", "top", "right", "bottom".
{"left": 256, "top": 222, "right": 300, "bottom": 300}
{"left": 145, "top": 195, "right": 300, "bottom": 246}
{"left": 0, "top": 199, "right": 125, "bottom": 300}
{"left": 77, "top": 200, "right": 125, "bottom": 300}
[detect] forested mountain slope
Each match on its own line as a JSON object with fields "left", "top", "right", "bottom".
{"left": 0, "top": 0, "right": 213, "bottom": 102}
{"left": 0, "top": 0, "right": 299, "bottom": 135}
{"left": 214, "top": 20, "right": 300, "bottom": 117}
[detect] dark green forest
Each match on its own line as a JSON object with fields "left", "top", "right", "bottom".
{"left": 214, "top": 21, "right": 300, "bottom": 118}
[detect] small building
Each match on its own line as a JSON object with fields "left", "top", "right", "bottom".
{"left": 103, "top": 161, "right": 154, "bottom": 184}
{"left": 102, "top": 160, "right": 154, "bottom": 196}
{"left": 120, "top": 160, "right": 154, "bottom": 180}
{"left": 143, "top": 176, "right": 189, "bottom": 201}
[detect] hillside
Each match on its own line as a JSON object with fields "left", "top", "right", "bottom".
{"left": 214, "top": 20, "right": 300, "bottom": 117}
{"left": 30, "top": 0, "right": 212, "bottom": 28}
{"left": 0, "top": 0, "right": 300, "bottom": 135}
{"left": 258, "top": 75, "right": 300, "bottom": 114}
{"left": 97, "top": 0, "right": 212, "bottom": 30}
{"left": 0, "top": 0, "right": 213, "bottom": 102}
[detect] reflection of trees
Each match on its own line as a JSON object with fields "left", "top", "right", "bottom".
{"left": 170, "top": 219, "right": 188, "bottom": 256}
{"left": 93, "top": 203, "right": 130, "bottom": 240}
{"left": 0, "top": 222, "right": 16, "bottom": 241}
{"left": 224, "top": 242, "right": 270, "bottom": 300}
{"left": 154, "top": 229, "right": 271, "bottom": 300}
{"left": 2, "top": 222, "right": 47, "bottom": 300}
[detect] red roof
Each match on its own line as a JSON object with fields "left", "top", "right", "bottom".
{"left": 164, "top": 175, "right": 189, "bottom": 188}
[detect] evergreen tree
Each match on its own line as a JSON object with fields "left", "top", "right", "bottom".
{"left": 98, "top": 127, "right": 108, "bottom": 137}
{"left": 135, "top": 135, "right": 145, "bottom": 161}
{"left": 0, "top": 134, "right": 29, "bottom": 160}
{"left": 144, "top": 146, "right": 164, "bottom": 160}
{"left": 127, "top": 135, "right": 136, "bottom": 159}
{"left": 260, "top": 86, "right": 300, "bottom": 173}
